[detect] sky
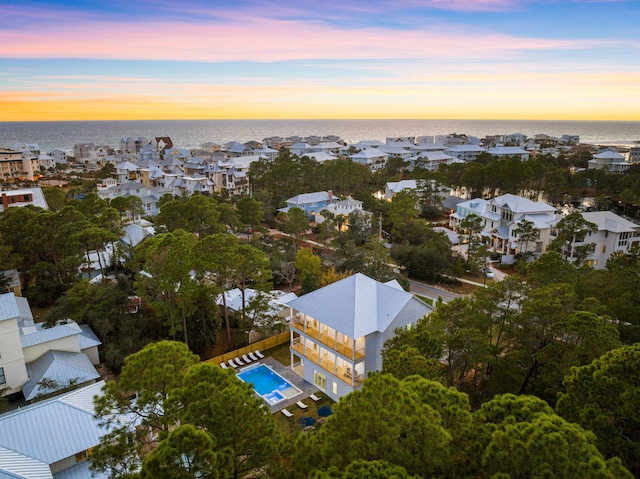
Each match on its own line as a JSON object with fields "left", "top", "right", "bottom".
{"left": 1, "top": 0, "right": 639, "bottom": 121}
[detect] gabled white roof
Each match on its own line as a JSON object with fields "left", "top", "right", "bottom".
{"left": 287, "top": 273, "right": 432, "bottom": 338}
{"left": 581, "top": 211, "right": 639, "bottom": 233}
{"left": 303, "top": 152, "right": 336, "bottom": 162}
{"left": 386, "top": 180, "right": 417, "bottom": 193}
{"left": 594, "top": 150, "right": 625, "bottom": 160}
{"left": 492, "top": 194, "right": 555, "bottom": 214}
{"left": 487, "top": 146, "right": 528, "bottom": 156}
{"left": 350, "top": 148, "right": 388, "bottom": 160}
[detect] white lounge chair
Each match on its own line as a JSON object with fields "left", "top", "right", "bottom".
{"left": 309, "top": 393, "right": 321, "bottom": 402}
{"left": 242, "top": 354, "right": 252, "bottom": 363}
{"left": 248, "top": 352, "right": 259, "bottom": 361}
{"left": 227, "top": 358, "right": 238, "bottom": 368}
{"left": 296, "top": 401, "right": 309, "bottom": 409}
{"left": 254, "top": 350, "right": 265, "bottom": 359}
{"left": 220, "top": 362, "right": 228, "bottom": 369}
{"left": 235, "top": 356, "right": 245, "bottom": 366}
{"left": 281, "top": 408, "right": 294, "bottom": 418}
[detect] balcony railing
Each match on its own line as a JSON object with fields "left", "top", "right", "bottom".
{"left": 292, "top": 319, "right": 364, "bottom": 360}
{"left": 291, "top": 337, "right": 363, "bottom": 387}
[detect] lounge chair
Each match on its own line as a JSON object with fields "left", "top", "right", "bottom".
{"left": 219, "top": 362, "right": 228, "bottom": 369}
{"left": 227, "top": 358, "right": 238, "bottom": 368}
{"left": 235, "top": 356, "right": 245, "bottom": 366}
{"left": 248, "top": 352, "right": 259, "bottom": 361}
{"left": 281, "top": 408, "right": 294, "bottom": 418}
{"left": 242, "top": 354, "right": 252, "bottom": 363}
{"left": 296, "top": 400, "right": 309, "bottom": 409}
{"left": 254, "top": 350, "right": 265, "bottom": 359}
{"left": 309, "top": 393, "right": 321, "bottom": 402}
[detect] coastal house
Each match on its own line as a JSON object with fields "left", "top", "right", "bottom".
{"left": 549, "top": 211, "right": 640, "bottom": 269}
{"left": 587, "top": 149, "right": 631, "bottom": 173}
{"left": 278, "top": 190, "right": 337, "bottom": 218}
{"left": 450, "top": 194, "right": 557, "bottom": 256}
{"left": 287, "top": 273, "right": 433, "bottom": 401}
{"left": 486, "top": 146, "right": 530, "bottom": 161}
{"left": 313, "top": 197, "right": 371, "bottom": 232}
{"left": 349, "top": 148, "right": 388, "bottom": 170}
{"left": 384, "top": 180, "right": 417, "bottom": 201}
{"left": 409, "top": 150, "right": 461, "bottom": 172}
{"left": 444, "top": 144, "right": 486, "bottom": 162}
{"left": 0, "top": 292, "right": 101, "bottom": 402}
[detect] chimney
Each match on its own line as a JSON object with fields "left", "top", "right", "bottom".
{"left": 328, "top": 189, "right": 333, "bottom": 203}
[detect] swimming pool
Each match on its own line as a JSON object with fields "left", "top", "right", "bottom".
{"left": 237, "top": 364, "right": 302, "bottom": 405}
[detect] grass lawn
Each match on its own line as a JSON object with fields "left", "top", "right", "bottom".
{"left": 273, "top": 393, "right": 335, "bottom": 435}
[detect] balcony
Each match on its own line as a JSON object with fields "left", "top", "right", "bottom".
{"left": 292, "top": 318, "right": 364, "bottom": 360}
{"left": 291, "top": 337, "right": 363, "bottom": 387}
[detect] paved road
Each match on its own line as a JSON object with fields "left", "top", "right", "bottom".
{"left": 408, "top": 279, "right": 462, "bottom": 304}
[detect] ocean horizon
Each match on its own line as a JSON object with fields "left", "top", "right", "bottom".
{"left": 1, "top": 119, "right": 639, "bottom": 152}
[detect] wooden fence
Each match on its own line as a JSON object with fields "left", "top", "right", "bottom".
{"left": 205, "top": 331, "right": 289, "bottom": 365}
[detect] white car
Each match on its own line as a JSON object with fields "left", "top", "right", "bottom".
{"left": 482, "top": 267, "right": 494, "bottom": 279}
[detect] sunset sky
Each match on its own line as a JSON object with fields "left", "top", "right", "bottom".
{"left": 1, "top": 0, "right": 639, "bottom": 121}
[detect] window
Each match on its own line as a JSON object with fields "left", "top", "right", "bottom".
{"left": 602, "top": 245, "right": 607, "bottom": 254}
{"left": 314, "top": 371, "right": 327, "bottom": 390}
{"left": 332, "top": 381, "right": 338, "bottom": 395}
{"left": 75, "top": 450, "right": 88, "bottom": 463}
{"left": 0, "top": 367, "right": 5, "bottom": 384}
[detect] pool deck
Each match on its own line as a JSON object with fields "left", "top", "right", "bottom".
{"left": 235, "top": 356, "right": 320, "bottom": 413}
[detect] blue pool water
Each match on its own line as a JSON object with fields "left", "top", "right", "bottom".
{"left": 237, "top": 364, "right": 296, "bottom": 403}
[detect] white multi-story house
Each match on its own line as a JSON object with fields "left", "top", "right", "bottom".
{"left": 486, "top": 146, "right": 530, "bottom": 161}
{"left": 445, "top": 144, "right": 486, "bottom": 162}
{"left": 47, "top": 148, "right": 68, "bottom": 165}
{"left": 587, "top": 150, "right": 631, "bottom": 173}
{"left": 549, "top": 211, "right": 640, "bottom": 269}
{"left": 349, "top": 148, "right": 388, "bottom": 170}
{"left": 450, "top": 194, "right": 557, "bottom": 256}
{"left": 313, "top": 197, "right": 371, "bottom": 232}
{"left": 0, "top": 292, "right": 101, "bottom": 401}
{"left": 384, "top": 180, "right": 417, "bottom": 201}
{"left": 409, "top": 151, "right": 461, "bottom": 172}
{"left": 288, "top": 273, "right": 433, "bottom": 401}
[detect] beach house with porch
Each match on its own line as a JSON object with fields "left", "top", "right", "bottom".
{"left": 287, "top": 273, "right": 433, "bottom": 401}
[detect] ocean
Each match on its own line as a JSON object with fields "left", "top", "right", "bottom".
{"left": 1, "top": 119, "right": 639, "bottom": 152}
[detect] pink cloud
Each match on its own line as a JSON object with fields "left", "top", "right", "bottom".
{"left": 0, "top": 15, "right": 623, "bottom": 63}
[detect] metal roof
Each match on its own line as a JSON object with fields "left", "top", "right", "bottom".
{"left": 20, "top": 324, "right": 80, "bottom": 349}
{"left": 0, "top": 447, "right": 52, "bottom": 479}
{"left": 23, "top": 351, "right": 100, "bottom": 401}
{"left": 78, "top": 325, "right": 102, "bottom": 350}
{"left": 0, "top": 293, "right": 20, "bottom": 323}
{"left": 287, "top": 273, "right": 433, "bottom": 338}
{"left": 0, "top": 382, "right": 106, "bottom": 466}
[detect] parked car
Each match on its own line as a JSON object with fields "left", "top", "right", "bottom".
{"left": 489, "top": 253, "right": 502, "bottom": 262}
{"left": 482, "top": 267, "right": 494, "bottom": 278}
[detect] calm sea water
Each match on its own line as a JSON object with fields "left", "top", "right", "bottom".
{"left": 1, "top": 119, "right": 639, "bottom": 152}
